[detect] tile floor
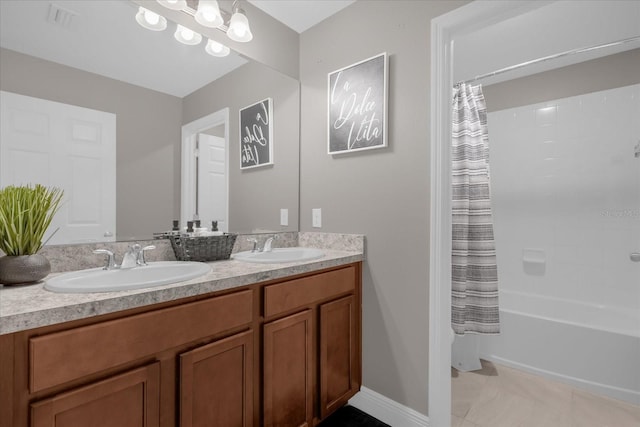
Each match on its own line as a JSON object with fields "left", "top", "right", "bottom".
{"left": 451, "top": 360, "right": 640, "bottom": 427}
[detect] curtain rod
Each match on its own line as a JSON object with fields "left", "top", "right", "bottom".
{"left": 455, "top": 36, "right": 640, "bottom": 87}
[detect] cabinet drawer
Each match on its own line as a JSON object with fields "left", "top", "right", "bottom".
{"left": 264, "top": 266, "right": 355, "bottom": 317}
{"left": 29, "top": 290, "right": 253, "bottom": 393}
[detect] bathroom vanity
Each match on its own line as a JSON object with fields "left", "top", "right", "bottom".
{"left": 0, "top": 238, "right": 363, "bottom": 427}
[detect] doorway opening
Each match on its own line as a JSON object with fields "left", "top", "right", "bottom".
{"left": 181, "top": 108, "right": 230, "bottom": 232}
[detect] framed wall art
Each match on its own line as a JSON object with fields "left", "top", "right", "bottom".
{"left": 239, "top": 97, "right": 273, "bottom": 169}
{"left": 328, "top": 52, "right": 388, "bottom": 154}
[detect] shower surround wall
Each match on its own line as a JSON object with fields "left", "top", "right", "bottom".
{"left": 489, "top": 83, "right": 639, "bottom": 310}
{"left": 480, "top": 84, "right": 640, "bottom": 404}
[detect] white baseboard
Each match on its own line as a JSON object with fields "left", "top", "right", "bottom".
{"left": 348, "top": 386, "right": 430, "bottom": 427}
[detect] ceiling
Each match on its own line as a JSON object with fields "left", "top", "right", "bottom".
{"left": 248, "top": 0, "right": 354, "bottom": 33}
{"left": 0, "top": 0, "right": 354, "bottom": 97}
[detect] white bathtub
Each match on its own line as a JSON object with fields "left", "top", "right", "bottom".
{"left": 478, "top": 290, "right": 640, "bottom": 405}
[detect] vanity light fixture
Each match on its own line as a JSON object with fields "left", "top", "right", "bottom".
{"left": 136, "top": 0, "right": 250, "bottom": 58}
{"left": 135, "top": 7, "right": 167, "bottom": 31}
{"left": 152, "top": 0, "right": 253, "bottom": 44}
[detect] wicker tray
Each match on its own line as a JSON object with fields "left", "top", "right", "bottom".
{"left": 168, "top": 233, "right": 237, "bottom": 262}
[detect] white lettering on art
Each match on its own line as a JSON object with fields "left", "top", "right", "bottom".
{"left": 330, "top": 70, "right": 381, "bottom": 149}
{"left": 241, "top": 102, "right": 270, "bottom": 165}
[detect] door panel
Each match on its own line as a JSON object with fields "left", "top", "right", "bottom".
{"left": 179, "top": 330, "right": 253, "bottom": 427}
{"left": 263, "top": 310, "right": 313, "bottom": 427}
{"left": 319, "top": 296, "right": 357, "bottom": 418}
{"left": 30, "top": 363, "right": 160, "bottom": 427}
{"left": 197, "top": 133, "right": 227, "bottom": 232}
{"left": 0, "top": 90, "right": 116, "bottom": 244}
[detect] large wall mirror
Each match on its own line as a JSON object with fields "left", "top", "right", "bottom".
{"left": 0, "top": 0, "right": 300, "bottom": 244}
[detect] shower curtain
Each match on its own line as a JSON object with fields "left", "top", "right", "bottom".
{"left": 451, "top": 83, "right": 500, "bottom": 335}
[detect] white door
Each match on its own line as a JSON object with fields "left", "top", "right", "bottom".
{"left": 197, "top": 134, "right": 227, "bottom": 232}
{"left": 0, "top": 91, "right": 116, "bottom": 244}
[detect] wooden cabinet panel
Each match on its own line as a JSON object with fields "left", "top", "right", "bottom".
{"left": 264, "top": 266, "right": 355, "bottom": 317}
{"left": 29, "top": 290, "right": 252, "bottom": 393}
{"left": 6, "top": 262, "right": 361, "bottom": 427}
{"left": 263, "top": 310, "right": 313, "bottom": 427}
{"left": 319, "top": 296, "right": 358, "bottom": 419}
{"left": 179, "top": 330, "right": 253, "bottom": 427}
{"left": 30, "top": 362, "right": 160, "bottom": 427}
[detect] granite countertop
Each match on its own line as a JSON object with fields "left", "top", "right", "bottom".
{"left": 0, "top": 236, "right": 364, "bottom": 335}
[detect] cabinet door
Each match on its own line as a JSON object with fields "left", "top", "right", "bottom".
{"left": 263, "top": 310, "right": 313, "bottom": 427}
{"left": 319, "top": 295, "right": 358, "bottom": 418}
{"left": 179, "top": 330, "right": 253, "bottom": 427}
{"left": 30, "top": 362, "right": 160, "bottom": 427}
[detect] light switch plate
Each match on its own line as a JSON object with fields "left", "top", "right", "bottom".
{"left": 312, "top": 208, "right": 322, "bottom": 228}
{"left": 280, "top": 209, "right": 288, "bottom": 226}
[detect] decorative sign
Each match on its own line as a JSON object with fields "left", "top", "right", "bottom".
{"left": 328, "top": 52, "right": 388, "bottom": 154}
{"left": 239, "top": 98, "right": 273, "bottom": 169}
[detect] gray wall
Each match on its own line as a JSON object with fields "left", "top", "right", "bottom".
{"left": 183, "top": 61, "right": 300, "bottom": 233}
{"left": 484, "top": 48, "right": 640, "bottom": 111}
{"left": 299, "top": 0, "right": 468, "bottom": 414}
{"left": 0, "top": 48, "right": 182, "bottom": 241}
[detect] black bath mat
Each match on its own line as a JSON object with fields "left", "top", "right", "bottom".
{"left": 318, "top": 405, "right": 391, "bottom": 427}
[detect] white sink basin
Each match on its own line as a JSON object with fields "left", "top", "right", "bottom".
{"left": 44, "top": 261, "right": 211, "bottom": 293}
{"left": 232, "top": 247, "right": 325, "bottom": 264}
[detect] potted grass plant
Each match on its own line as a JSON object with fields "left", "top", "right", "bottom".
{"left": 0, "top": 184, "right": 63, "bottom": 285}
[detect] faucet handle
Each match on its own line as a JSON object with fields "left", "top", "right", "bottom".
{"left": 247, "top": 238, "right": 258, "bottom": 252}
{"left": 137, "top": 245, "right": 156, "bottom": 266}
{"left": 93, "top": 249, "right": 116, "bottom": 270}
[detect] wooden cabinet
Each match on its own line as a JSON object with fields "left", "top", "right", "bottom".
{"left": 180, "top": 331, "right": 253, "bottom": 427}
{"left": 263, "top": 310, "right": 313, "bottom": 427}
{"left": 31, "top": 363, "right": 160, "bottom": 427}
{"left": 263, "top": 265, "right": 361, "bottom": 426}
{"left": 2, "top": 290, "right": 254, "bottom": 427}
{"left": 0, "top": 262, "right": 361, "bottom": 427}
{"left": 319, "top": 295, "right": 358, "bottom": 419}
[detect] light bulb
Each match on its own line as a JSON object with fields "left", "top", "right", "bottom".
{"left": 135, "top": 7, "right": 167, "bottom": 31}
{"left": 235, "top": 25, "right": 247, "bottom": 37}
{"left": 174, "top": 24, "right": 202, "bottom": 45}
{"left": 205, "top": 39, "right": 230, "bottom": 57}
{"left": 145, "top": 11, "right": 160, "bottom": 26}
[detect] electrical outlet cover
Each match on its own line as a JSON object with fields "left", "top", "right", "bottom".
{"left": 312, "top": 208, "right": 322, "bottom": 228}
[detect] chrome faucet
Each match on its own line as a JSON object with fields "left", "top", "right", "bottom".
{"left": 120, "top": 244, "right": 142, "bottom": 269}
{"left": 93, "top": 244, "right": 156, "bottom": 270}
{"left": 246, "top": 236, "right": 277, "bottom": 253}
{"left": 262, "top": 235, "right": 278, "bottom": 252}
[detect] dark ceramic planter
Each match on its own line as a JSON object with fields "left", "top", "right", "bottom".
{"left": 0, "top": 254, "right": 51, "bottom": 285}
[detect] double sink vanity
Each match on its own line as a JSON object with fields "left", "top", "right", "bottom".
{"left": 0, "top": 232, "right": 364, "bottom": 427}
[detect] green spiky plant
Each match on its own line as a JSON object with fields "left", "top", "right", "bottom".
{"left": 0, "top": 185, "right": 64, "bottom": 256}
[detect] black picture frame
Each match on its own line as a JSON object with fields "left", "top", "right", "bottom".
{"left": 239, "top": 97, "right": 273, "bottom": 169}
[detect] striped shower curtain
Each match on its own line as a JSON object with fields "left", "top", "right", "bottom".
{"left": 451, "top": 83, "right": 500, "bottom": 335}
